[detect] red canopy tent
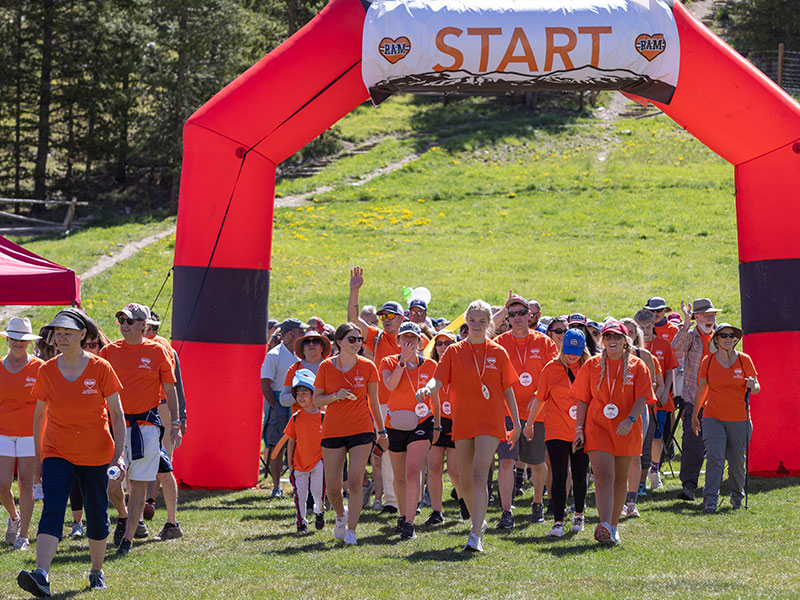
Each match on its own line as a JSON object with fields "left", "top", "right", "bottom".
{"left": 0, "top": 236, "right": 80, "bottom": 306}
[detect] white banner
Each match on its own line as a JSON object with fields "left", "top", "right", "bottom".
{"left": 362, "top": 0, "right": 680, "bottom": 104}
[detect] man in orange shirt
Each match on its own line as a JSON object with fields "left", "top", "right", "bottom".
{"left": 99, "top": 303, "right": 182, "bottom": 555}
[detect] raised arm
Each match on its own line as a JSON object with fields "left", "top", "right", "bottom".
{"left": 348, "top": 266, "right": 370, "bottom": 338}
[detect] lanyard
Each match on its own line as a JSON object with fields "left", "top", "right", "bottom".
{"left": 471, "top": 343, "right": 487, "bottom": 384}
{"left": 604, "top": 357, "right": 623, "bottom": 403}
{"left": 335, "top": 356, "right": 358, "bottom": 388}
{"left": 513, "top": 334, "right": 530, "bottom": 370}
{"left": 563, "top": 364, "right": 576, "bottom": 384}
{"left": 403, "top": 357, "right": 421, "bottom": 393}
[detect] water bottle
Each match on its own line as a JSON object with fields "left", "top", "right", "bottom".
{"left": 107, "top": 465, "right": 121, "bottom": 481}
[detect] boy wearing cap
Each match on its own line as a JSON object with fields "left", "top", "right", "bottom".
{"left": 284, "top": 370, "right": 325, "bottom": 533}
{"left": 672, "top": 298, "right": 720, "bottom": 501}
{"left": 99, "top": 303, "right": 181, "bottom": 554}
{"left": 644, "top": 297, "right": 679, "bottom": 343}
{"left": 260, "top": 318, "right": 308, "bottom": 498}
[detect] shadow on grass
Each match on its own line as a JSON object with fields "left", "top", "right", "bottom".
{"left": 404, "top": 547, "right": 475, "bottom": 562}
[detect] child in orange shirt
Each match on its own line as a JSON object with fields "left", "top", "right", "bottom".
{"left": 284, "top": 369, "right": 325, "bottom": 533}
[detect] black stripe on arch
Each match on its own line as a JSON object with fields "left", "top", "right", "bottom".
{"left": 740, "top": 258, "right": 800, "bottom": 334}
{"left": 172, "top": 266, "right": 269, "bottom": 345}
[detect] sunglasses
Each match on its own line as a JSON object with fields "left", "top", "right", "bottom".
{"left": 549, "top": 328, "right": 567, "bottom": 335}
{"left": 346, "top": 335, "right": 364, "bottom": 344}
{"left": 435, "top": 340, "right": 453, "bottom": 347}
{"left": 602, "top": 332, "right": 624, "bottom": 339}
{"left": 380, "top": 313, "right": 400, "bottom": 322}
{"left": 303, "top": 339, "right": 323, "bottom": 346}
{"left": 85, "top": 340, "right": 99, "bottom": 348}
{"left": 409, "top": 309, "right": 426, "bottom": 316}
{"left": 716, "top": 332, "right": 738, "bottom": 339}
{"left": 508, "top": 308, "right": 529, "bottom": 318}
{"left": 117, "top": 317, "right": 142, "bottom": 325}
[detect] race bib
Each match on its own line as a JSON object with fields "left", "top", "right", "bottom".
{"left": 519, "top": 372, "right": 533, "bottom": 387}
{"left": 603, "top": 403, "right": 619, "bottom": 419}
{"left": 569, "top": 405, "right": 578, "bottom": 420}
{"left": 442, "top": 400, "right": 452, "bottom": 415}
{"left": 415, "top": 402, "right": 430, "bottom": 418}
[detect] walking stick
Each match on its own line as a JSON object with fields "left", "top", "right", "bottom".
{"left": 744, "top": 387, "right": 751, "bottom": 510}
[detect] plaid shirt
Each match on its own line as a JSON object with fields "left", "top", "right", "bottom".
{"left": 671, "top": 324, "right": 704, "bottom": 403}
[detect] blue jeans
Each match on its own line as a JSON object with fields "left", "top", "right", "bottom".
{"left": 38, "top": 457, "right": 110, "bottom": 541}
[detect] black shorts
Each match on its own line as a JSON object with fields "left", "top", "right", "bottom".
{"left": 387, "top": 417, "right": 433, "bottom": 453}
{"left": 433, "top": 417, "right": 455, "bottom": 448}
{"left": 321, "top": 431, "right": 376, "bottom": 450}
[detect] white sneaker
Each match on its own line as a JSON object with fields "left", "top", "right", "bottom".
{"left": 344, "top": 530, "right": 357, "bottom": 545}
{"left": 611, "top": 525, "right": 621, "bottom": 544}
{"left": 571, "top": 514, "right": 585, "bottom": 533}
{"left": 626, "top": 503, "right": 640, "bottom": 518}
{"left": 649, "top": 471, "right": 664, "bottom": 490}
{"left": 464, "top": 532, "right": 483, "bottom": 552}
{"left": 548, "top": 523, "right": 564, "bottom": 537}
{"left": 333, "top": 508, "right": 348, "bottom": 541}
{"left": 6, "top": 514, "right": 20, "bottom": 545}
{"left": 13, "top": 536, "right": 30, "bottom": 551}
{"left": 33, "top": 483, "right": 43, "bottom": 501}
{"left": 620, "top": 504, "right": 629, "bottom": 518}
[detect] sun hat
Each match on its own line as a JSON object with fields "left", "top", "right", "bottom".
{"left": 691, "top": 298, "right": 722, "bottom": 314}
{"left": 377, "top": 301, "right": 404, "bottom": 316}
{"left": 46, "top": 310, "right": 86, "bottom": 331}
{"left": 505, "top": 295, "right": 529, "bottom": 310}
{"left": 643, "top": 297, "right": 671, "bottom": 311}
{"left": 433, "top": 329, "right": 457, "bottom": 343}
{"left": 115, "top": 303, "right": 149, "bottom": 321}
{"left": 708, "top": 323, "right": 743, "bottom": 353}
{"left": 294, "top": 330, "right": 332, "bottom": 360}
{"left": 0, "top": 317, "right": 41, "bottom": 341}
{"left": 398, "top": 321, "right": 422, "bottom": 338}
{"left": 563, "top": 329, "right": 586, "bottom": 356}
{"left": 291, "top": 368, "right": 316, "bottom": 395}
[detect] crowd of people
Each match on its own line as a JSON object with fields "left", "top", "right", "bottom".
{"left": 0, "top": 304, "right": 187, "bottom": 597}
{"left": 261, "top": 267, "right": 759, "bottom": 552}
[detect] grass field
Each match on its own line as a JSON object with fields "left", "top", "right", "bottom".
{"left": 0, "top": 92, "right": 791, "bottom": 598}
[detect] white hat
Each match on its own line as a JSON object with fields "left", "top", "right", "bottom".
{"left": 0, "top": 317, "right": 42, "bottom": 341}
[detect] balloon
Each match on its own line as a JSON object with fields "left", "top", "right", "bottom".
{"left": 400, "top": 286, "right": 413, "bottom": 304}
{"left": 410, "top": 286, "right": 431, "bottom": 306}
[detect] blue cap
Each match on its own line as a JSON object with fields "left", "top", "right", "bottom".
{"left": 563, "top": 329, "right": 586, "bottom": 355}
{"left": 291, "top": 368, "right": 316, "bottom": 394}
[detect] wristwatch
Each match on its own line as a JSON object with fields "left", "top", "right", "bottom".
{"left": 434, "top": 426, "right": 443, "bottom": 432}
{"left": 627, "top": 415, "right": 636, "bottom": 423}
{"left": 398, "top": 361, "right": 406, "bottom": 368}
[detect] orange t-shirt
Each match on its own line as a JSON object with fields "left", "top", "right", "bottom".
{"left": 150, "top": 334, "right": 176, "bottom": 398}
{"left": 569, "top": 354, "right": 656, "bottom": 456}
{"left": 0, "top": 356, "right": 44, "bottom": 437}
{"left": 99, "top": 339, "right": 176, "bottom": 424}
{"left": 315, "top": 355, "right": 379, "bottom": 439}
{"left": 698, "top": 352, "right": 757, "bottom": 422}
{"left": 496, "top": 330, "right": 557, "bottom": 422}
{"left": 433, "top": 339, "right": 517, "bottom": 441}
{"left": 31, "top": 355, "right": 122, "bottom": 466}
{"left": 646, "top": 337, "right": 678, "bottom": 411}
{"left": 654, "top": 321, "right": 679, "bottom": 344}
{"left": 366, "top": 326, "right": 400, "bottom": 404}
{"left": 379, "top": 355, "right": 437, "bottom": 426}
{"left": 283, "top": 409, "right": 323, "bottom": 472}
{"left": 535, "top": 359, "right": 582, "bottom": 443}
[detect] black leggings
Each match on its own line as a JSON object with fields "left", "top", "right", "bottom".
{"left": 70, "top": 477, "right": 83, "bottom": 513}
{"left": 545, "top": 439, "right": 589, "bottom": 523}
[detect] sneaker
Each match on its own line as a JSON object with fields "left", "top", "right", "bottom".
{"left": 17, "top": 568, "right": 50, "bottom": 597}
{"left": 155, "top": 522, "right": 183, "bottom": 540}
{"left": 315, "top": 512, "right": 325, "bottom": 530}
{"left": 134, "top": 520, "right": 149, "bottom": 538}
{"left": 113, "top": 518, "right": 127, "bottom": 547}
{"left": 571, "top": 514, "right": 585, "bottom": 533}
{"left": 530, "top": 502, "right": 544, "bottom": 523}
{"left": 371, "top": 499, "right": 383, "bottom": 512}
{"left": 548, "top": 523, "right": 564, "bottom": 537}
{"left": 648, "top": 471, "right": 664, "bottom": 490}
{"left": 297, "top": 520, "right": 308, "bottom": 533}
{"left": 400, "top": 521, "right": 416, "bottom": 540}
{"left": 620, "top": 503, "right": 629, "bottom": 518}
{"left": 544, "top": 501, "right": 553, "bottom": 516}
{"left": 677, "top": 486, "right": 695, "bottom": 501}
{"left": 143, "top": 499, "right": 156, "bottom": 521}
{"left": 13, "top": 536, "right": 30, "bottom": 551}
{"left": 637, "top": 482, "right": 648, "bottom": 498}
{"left": 116, "top": 538, "right": 132, "bottom": 556}
{"left": 395, "top": 516, "right": 407, "bottom": 534}
{"left": 594, "top": 522, "right": 613, "bottom": 545}
{"left": 464, "top": 532, "right": 483, "bottom": 552}
{"left": 380, "top": 504, "right": 398, "bottom": 515}
{"left": 611, "top": 525, "right": 621, "bottom": 544}
{"left": 424, "top": 511, "right": 444, "bottom": 526}
{"left": 344, "top": 529, "right": 357, "bottom": 545}
{"left": 362, "top": 480, "right": 374, "bottom": 509}
{"left": 334, "top": 509, "right": 348, "bottom": 541}
{"left": 626, "top": 503, "right": 640, "bottom": 518}
{"left": 459, "top": 498, "right": 470, "bottom": 520}
{"left": 703, "top": 504, "right": 717, "bottom": 514}
{"left": 6, "top": 514, "right": 20, "bottom": 545}
{"left": 70, "top": 521, "right": 85, "bottom": 539}
{"left": 496, "top": 510, "right": 514, "bottom": 530}
{"left": 271, "top": 487, "right": 283, "bottom": 499}
{"left": 730, "top": 497, "right": 742, "bottom": 510}
{"left": 89, "top": 570, "right": 106, "bottom": 591}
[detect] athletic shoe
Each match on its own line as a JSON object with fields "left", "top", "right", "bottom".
{"left": 544, "top": 501, "right": 553, "bottom": 516}
{"left": 611, "top": 525, "right": 621, "bottom": 544}
{"left": 594, "top": 522, "right": 613, "bottom": 545}
{"left": 155, "top": 522, "right": 183, "bottom": 540}
{"left": 113, "top": 518, "right": 127, "bottom": 547}
{"left": 297, "top": 520, "right": 308, "bottom": 533}
{"left": 70, "top": 521, "right": 85, "bottom": 539}
{"left": 13, "top": 536, "right": 30, "bottom": 551}
{"left": 143, "top": 499, "right": 156, "bottom": 520}
{"left": 730, "top": 497, "right": 742, "bottom": 510}
{"left": 530, "top": 502, "right": 544, "bottom": 523}
{"left": 116, "top": 538, "right": 132, "bottom": 556}
{"left": 400, "top": 521, "right": 416, "bottom": 540}
{"left": 371, "top": 499, "right": 383, "bottom": 511}
{"left": 315, "top": 512, "right": 325, "bottom": 530}
{"left": 677, "top": 486, "right": 695, "bottom": 501}
{"left": 464, "top": 532, "right": 483, "bottom": 552}
{"left": 344, "top": 530, "right": 357, "bottom": 545}
{"left": 271, "top": 487, "right": 283, "bottom": 499}
{"left": 637, "top": 482, "right": 648, "bottom": 498}
{"left": 620, "top": 503, "right": 629, "bottom": 518}
{"left": 395, "top": 516, "right": 407, "bottom": 533}
{"left": 648, "top": 471, "right": 664, "bottom": 490}
{"left": 548, "top": 523, "right": 564, "bottom": 538}
{"left": 424, "top": 511, "right": 444, "bottom": 526}
{"left": 703, "top": 504, "right": 717, "bottom": 514}
{"left": 571, "top": 514, "right": 585, "bottom": 533}
{"left": 496, "top": 510, "right": 514, "bottom": 530}
{"left": 17, "top": 568, "right": 50, "bottom": 597}
{"left": 625, "top": 503, "right": 640, "bottom": 518}
{"left": 33, "top": 483, "right": 43, "bottom": 501}
{"left": 89, "top": 570, "right": 106, "bottom": 591}
{"left": 380, "top": 504, "right": 398, "bottom": 515}
{"left": 134, "top": 520, "right": 149, "bottom": 538}
{"left": 459, "top": 498, "right": 470, "bottom": 520}
{"left": 361, "top": 480, "right": 374, "bottom": 508}
{"left": 334, "top": 509, "right": 348, "bottom": 541}
{"left": 6, "top": 514, "right": 20, "bottom": 545}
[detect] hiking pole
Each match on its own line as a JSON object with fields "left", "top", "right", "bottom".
{"left": 745, "top": 387, "right": 751, "bottom": 510}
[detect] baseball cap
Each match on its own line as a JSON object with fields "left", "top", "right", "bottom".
{"left": 377, "top": 301, "right": 404, "bottom": 316}
{"left": 279, "top": 318, "right": 308, "bottom": 335}
{"left": 601, "top": 319, "right": 629, "bottom": 338}
{"left": 408, "top": 298, "right": 428, "bottom": 311}
{"left": 563, "top": 329, "right": 586, "bottom": 355}
{"left": 291, "top": 368, "right": 316, "bottom": 394}
{"left": 398, "top": 321, "right": 422, "bottom": 338}
{"left": 505, "top": 294, "right": 529, "bottom": 310}
{"left": 567, "top": 313, "right": 587, "bottom": 326}
{"left": 115, "top": 303, "right": 149, "bottom": 321}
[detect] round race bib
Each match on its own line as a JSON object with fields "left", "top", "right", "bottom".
{"left": 481, "top": 384, "right": 490, "bottom": 400}
{"left": 415, "top": 402, "right": 430, "bottom": 418}
{"left": 442, "top": 400, "right": 452, "bottom": 416}
{"left": 519, "top": 372, "right": 533, "bottom": 387}
{"left": 569, "top": 405, "right": 578, "bottom": 420}
{"left": 603, "top": 403, "right": 619, "bottom": 419}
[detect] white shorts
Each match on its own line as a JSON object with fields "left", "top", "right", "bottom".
{"left": 0, "top": 435, "right": 35, "bottom": 458}
{"left": 124, "top": 425, "right": 160, "bottom": 482}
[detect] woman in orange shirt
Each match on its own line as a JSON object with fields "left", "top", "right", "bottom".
{"left": 313, "top": 322, "right": 386, "bottom": 546}
{"left": 416, "top": 300, "right": 520, "bottom": 553}
{"left": 546, "top": 317, "right": 568, "bottom": 352}
{"left": 571, "top": 319, "right": 656, "bottom": 546}
{"left": 0, "top": 318, "right": 44, "bottom": 551}
{"left": 692, "top": 323, "right": 759, "bottom": 513}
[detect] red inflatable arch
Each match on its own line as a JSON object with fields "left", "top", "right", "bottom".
{"left": 172, "top": 0, "right": 800, "bottom": 488}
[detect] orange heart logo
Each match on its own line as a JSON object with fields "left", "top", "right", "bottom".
{"left": 378, "top": 36, "right": 411, "bottom": 64}
{"left": 635, "top": 34, "right": 666, "bottom": 61}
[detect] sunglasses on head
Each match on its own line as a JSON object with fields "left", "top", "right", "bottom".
{"left": 508, "top": 308, "right": 529, "bottom": 318}
{"left": 380, "top": 313, "right": 399, "bottom": 321}
{"left": 550, "top": 328, "right": 567, "bottom": 335}
{"left": 716, "top": 332, "right": 737, "bottom": 339}
{"left": 346, "top": 335, "right": 364, "bottom": 344}
{"left": 117, "top": 317, "right": 141, "bottom": 326}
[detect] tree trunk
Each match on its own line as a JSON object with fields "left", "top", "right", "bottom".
{"left": 33, "top": 0, "right": 54, "bottom": 200}
{"left": 169, "top": 10, "right": 188, "bottom": 215}
{"left": 288, "top": 0, "right": 297, "bottom": 36}
{"left": 115, "top": 69, "right": 129, "bottom": 184}
{"left": 13, "top": 0, "right": 24, "bottom": 204}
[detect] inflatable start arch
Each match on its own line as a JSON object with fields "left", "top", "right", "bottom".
{"left": 172, "top": 0, "right": 800, "bottom": 488}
